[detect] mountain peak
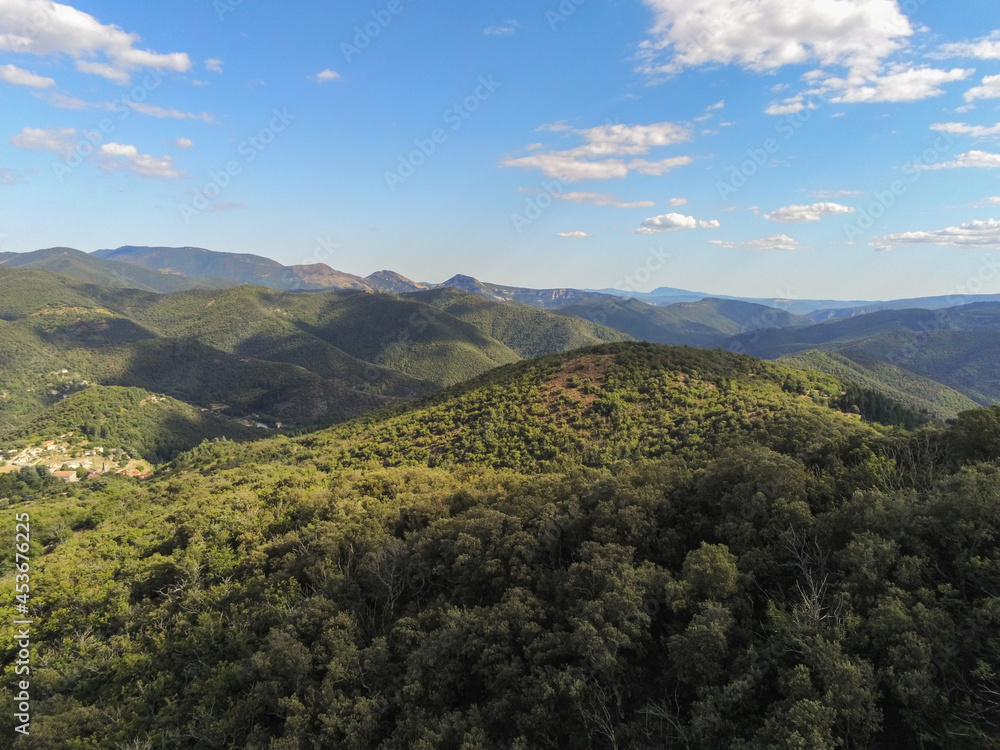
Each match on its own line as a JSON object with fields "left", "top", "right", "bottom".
{"left": 365, "top": 270, "right": 429, "bottom": 294}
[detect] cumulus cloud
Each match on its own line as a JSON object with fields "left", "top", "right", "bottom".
{"left": 764, "top": 65, "right": 974, "bottom": 115}
{"left": 965, "top": 74, "right": 1000, "bottom": 102}
{"left": 171, "top": 137, "right": 193, "bottom": 149}
{"left": 98, "top": 142, "right": 180, "bottom": 178}
{"left": 634, "top": 212, "right": 719, "bottom": 233}
{"left": 205, "top": 58, "right": 224, "bottom": 73}
{"left": 931, "top": 121, "right": 1000, "bottom": 138}
{"left": 824, "top": 66, "right": 973, "bottom": 104}
{"left": 637, "top": 0, "right": 912, "bottom": 77}
{"left": 668, "top": 197, "right": 688, "bottom": 206}
{"left": 764, "top": 202, "right": 855, "bottom": 222}
{"left": 0, "top": 0, "right": 192, "bottom": 83}
{"left": 873, "top": 219, "right": 1000, "bottom": 250}
{"left": 0, "top": 63, "right": 54, "bottom": 88}
{"left": 711, "top": 234, "right": 804, "bottom": 251}
{"left": 557, "top": 231, "right": 590, "bottom": 238}
{"left": 503, "top": 121, "right": 692, "bottom": 182}
{"left": 555, "top": 192, "right": 656, "bottom": 209}
{"left": 936, "top": 32, "right": 1000, "bottom": 60}
{"left": 10, "top": 127, "right": 180, "bottom": 178}
{"left": 913, "top": 150, "right": 1000, "bottom": 170}
{"left": 10, "top": 126, "right": 78, "bottom": 153}
{"left": 314, "top": 69, "right": 341, "bottom": 83}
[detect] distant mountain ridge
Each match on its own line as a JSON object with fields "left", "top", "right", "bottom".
{"left": 6, "top": 245, "right": 998, "bottom": 319}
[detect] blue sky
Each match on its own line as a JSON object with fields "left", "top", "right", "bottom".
{"left": 2, "top": 0, "right": 1000, "bottom": 299}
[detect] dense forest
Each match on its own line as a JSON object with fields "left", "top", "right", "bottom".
{"left": 2, "top": 343, "right": 999, "bottom": 748}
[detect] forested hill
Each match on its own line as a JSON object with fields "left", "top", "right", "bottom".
{"left": 5, "top": 343, "right": 1000, "bottom": 748}
{"left": 237, "top": 342, "right": 890, "bottom": 475}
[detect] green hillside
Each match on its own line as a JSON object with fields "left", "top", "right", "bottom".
{"left": 780, "top": 350, "right": 980, "bottom": 421}
{"left": 556, "top": 297, "right": 803, "bottom": 347}
{"left": 0, "top": 248, "right": 230, "bottom": 294}
{"left": 0, "top": 268, "right": 630, "bottom": 434}
{"left": 93, "top": 245, "right": 366, "bottom": 291}
{"left": 3, "top": 343, "right": 999, "bottom": 748}
{"left": 727, "top": 303, "right": 1000, "bottom": 408}
{"left": 0, "top": 385, "right": 261, "bottom": 462}
{"left": 408, "top": 286, "right": 633, "bottom": 357}
{"left": 285, "top": 342, "right": 876, "bottom": 474}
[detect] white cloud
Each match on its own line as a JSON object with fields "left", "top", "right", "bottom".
{"left": 764, "top": 202, "right": 854, "bottom": 222}
{"left": 557, "top": 231, "right": 590, "bottom": 238}
{"left": 766, "top": 101, "right": 807, "bottom": 116}
{"left": 931, "top": 121, "right": 1000, "bottom": 138}
{"left": 503, "top": 121, "right": 692, "bottom": 182}
{"left": 711, "top": 234, "right": 804, "bottom": 251}
{"left": 537, "top": 121, "right": 571, "bottom": 132}
{"left": 171, "top": 137, "right": 193, "bottom": 149}
{"left": 824, "top": 66, "right": 973, "bottom": 104}
{"left": 0, "top": 0, "right": 192, "bottom": 83}
{"left": 314, "top": 69, "right": 341, "bottom": 83}
{"left": 915, "top": 150, "right": 1000, "bottom": 170}
{"left": 936, "top": 32, "right": 1000, "bottom": 60}
{"left": 127, "top": 101, "right": 214, "bottom": 122}
{"left": 638, "top": 0, "right": 912, "bottom": 77}
{"left": 205, "top": 58, "right": 224, "bottom": 73}
{"left": 629, "top": 156, "right": 694, "bottom": 175}
{"left": 634, "top": 212, "right": 719, "bottom": 233}
{"left": 484, "top": 21, "right": 518, "bottom": 36}
{"left": 44, "top": 92, "right": 91, "bottom": 108}
{"left": 668, "top": 197, "right": 688, "bottom": 206}
{"left": 0, "top": 63, "right": 54, "bottom": 88}
{"left": 965, "top": 74, "right": 1000, "bottom": 102}
{"left": 98, "top": 142, "right": 180, "bottom": 178}
{"left": 873, "top": 219, "right": 1000, "bottom": 250}
{"left": 556, "top": 192, "right": 656, "bottom": 209}
{"left": 10, "top": 126, "right": 78, "bottom": 153}
{"left": 507, "top": 154, "right": 631, "bottom": 182}
{"left": 10, "top": 127, "right": 180, "bottom": 178}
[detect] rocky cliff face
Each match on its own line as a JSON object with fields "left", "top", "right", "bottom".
{"left": 437, "top": 274, "right": 617, "bottom": 309}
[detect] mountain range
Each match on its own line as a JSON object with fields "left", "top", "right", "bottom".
{"left": 0, "top": 245, "right": 997, "bottom": 461}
